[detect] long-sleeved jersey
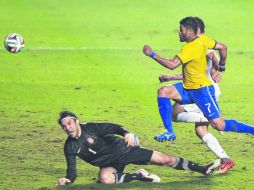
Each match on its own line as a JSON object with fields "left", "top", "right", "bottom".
{"left": 63, "top": 122, "right": 130, "bottom": 182}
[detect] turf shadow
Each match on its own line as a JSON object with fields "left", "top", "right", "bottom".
{"left": 39, "top": 177, "right": 212, "bottom": 190}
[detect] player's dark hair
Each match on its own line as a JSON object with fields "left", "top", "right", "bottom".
{"left": 58, "top": 111, "right": 78, "bottom": 125}
{"left": 180, "top": 17, "right": 198, "bottom": 34}
{"left": 194, "top": 17, "right": 205, "bottom": 33}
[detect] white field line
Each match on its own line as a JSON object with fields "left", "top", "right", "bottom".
{"left": 1, "top": 46, "right": 254, "bottom": 52}
{"left": 26, "top": 47, "right": 143, "bottom": 51}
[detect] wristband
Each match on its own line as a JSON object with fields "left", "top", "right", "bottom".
{"left": 150, "top": 52, "right": 156, "bottom": 58}
{"left": 218, "top": 64, "right": 226, "bottom": 72}
{"left": 133, "top": 134, "right": 139, "bottom": 146}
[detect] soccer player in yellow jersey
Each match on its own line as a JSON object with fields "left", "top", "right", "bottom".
{"left": 143, "top": 17, "right": 254, "bottom": 144}
{"left": 158, "top": 17, "right": 234, "bottom": 174}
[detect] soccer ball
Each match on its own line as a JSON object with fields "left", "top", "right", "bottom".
{"left": 4, "top": 33, "right": 24, "bottom": 53}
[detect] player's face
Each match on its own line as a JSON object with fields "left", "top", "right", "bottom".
{"left": 60, "top": 118, "right": 80, "bottom": 138}
{"left": 179, "top": 25, "right": 188, "bottom": 42}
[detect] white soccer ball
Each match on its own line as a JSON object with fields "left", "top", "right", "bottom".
{"left": 4, "top": 33, "right": 24, "bottom": 53}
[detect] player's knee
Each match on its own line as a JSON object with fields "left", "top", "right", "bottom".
{"left": 158, "top": 86, "right": 166, "bottom": 96}
{"left": 213, "top": 126, "right": 224, "bottom": 131}
{"left": 195, "top": 123, "right": 209, "bottom": 138}
{"left": 210, "top": 119, "right": 225, "bottom": 131}
{"left": 160, "top": 155, "right": 176, "bottom": 165}
{"left": 99, "top": 173, "right": 115, "bottom": 184}
{"left": 158, "top": 86, "right": 173, "bottom": 97}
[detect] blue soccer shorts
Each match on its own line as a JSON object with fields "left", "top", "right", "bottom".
{"left": 172, "top": 82, "right": 221, "bottom": 120}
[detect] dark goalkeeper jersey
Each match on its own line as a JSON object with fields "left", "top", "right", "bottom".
{"left": 64, "top": 122, "right": 130, "bottom": 182}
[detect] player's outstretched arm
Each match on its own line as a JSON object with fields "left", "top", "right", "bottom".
{"left": 207, "top": 50, "right": 220, "bottom": 66}
{"left": 213, "top": 42, "right": 227, "bottom": 71}
{"left": 143, "top": 45, "right": 182, "bottom": 70}
{"left": 159, "top": 73, "right": 183, "bottom": 83}
{"left": 207, "top": 50, "right": 222, "bottom": 83}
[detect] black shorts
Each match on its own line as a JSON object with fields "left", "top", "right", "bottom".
{"left": 100, "top": 146, "right": 153, "bottom": 172}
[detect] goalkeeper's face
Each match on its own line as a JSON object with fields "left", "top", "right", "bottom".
{"left": 60, "top": 118, "right": 81, "bottom": 138}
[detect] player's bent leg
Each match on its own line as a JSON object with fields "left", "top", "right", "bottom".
{"left": 149, "top": 151, "right": 219, "bottom": 175}
{"left": 155, "top": 85, "right": 182, "bottom": 142}
{"left": 196, "top": 123, "right": 230, "bottom": 159}
{"left": 210, "top": 117, "right": 254, "bottom": 134}
{"left": 99, "top": 166, "right": 160, "bottom": 183}
{"left": 99, "top": 167, "right": 117, "bottom": 184}
{"left": 172, "top": 103, "right": 185, "bottom": 121}
{"left": 196, "top": 123, "right": 235, "bottom": 173}
{"left": 99, "top": 167, "right": 143, "bottom": 184}
{"left": 155, "top": 95, "right": 176, "bottom": 141}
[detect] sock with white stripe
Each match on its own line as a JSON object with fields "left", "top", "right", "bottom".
{"left": 202, "top": 133, "right": 229, "bottom": 159}
{"left": 114, "top": 172, "right": 142, "bottom": 183}
{"left": 171, "top": 157, "right": 206, "bottom": 174}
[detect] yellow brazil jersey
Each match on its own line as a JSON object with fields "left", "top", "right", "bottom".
{"left": 176, "top": 34, "right": 216, "bottom": 89}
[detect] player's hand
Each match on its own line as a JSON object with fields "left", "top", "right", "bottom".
{"left": 210, "top": 67, "right": 222, "bottom": 83}
{"left": 159, "top": 74, "right": 172, "bottom": 82}
{"left": 124, "top": 133, "right": 140, "bottom": 147}
{"left": 56, "top": 178, "right": 71, "bottom": 187}
{"left": 143, "top": 45, "right": 153, "bottom": 57}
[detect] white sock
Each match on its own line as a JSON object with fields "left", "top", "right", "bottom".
{"left": 176, "top": 112, "right": 208, "bottom": 123}
{"left": 202, "top": 133, "right": 229, "bottom": 159}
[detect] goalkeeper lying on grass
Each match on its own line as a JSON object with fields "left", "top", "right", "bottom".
{"left": 56, "top": 111, "right": 222, "bottom": 186}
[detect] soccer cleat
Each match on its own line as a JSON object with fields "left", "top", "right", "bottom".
{"left": 216, "top": 158, "right": 235, "bottom": 174}
{"left": 204, "top": 159, "right": 222, "bottom": 175}
{"left": 135, "top": 169, "right": 161, "bottom": 183}
{"left": 154, "top": 131, "right": 176, "bottom": 142}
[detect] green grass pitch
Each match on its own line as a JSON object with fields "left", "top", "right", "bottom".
{"left": 1, "top": 0, "right": 254, "bottom": 190}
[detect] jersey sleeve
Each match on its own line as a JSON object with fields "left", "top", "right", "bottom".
{"left": 95, "top": 123, "right": 129, "bottom": 137}
{"left": 202, "top": 35, "right": 216, "bottom": 49}
{"left": 64, "top": 143, "right": 77, "bottom": 182}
